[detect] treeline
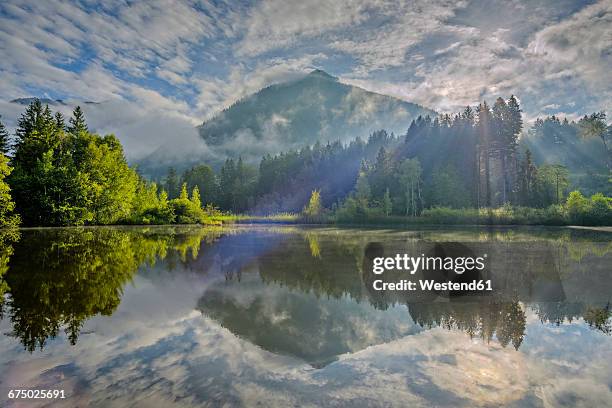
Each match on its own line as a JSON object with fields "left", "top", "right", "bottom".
{"left": 1, "top": 97, "right": 610, "bottom": 227}
{"left": 0, "top": 100, "right": 221, "bottom": 227}
{"left": 160, "top": 96, "right": 611, "bottom": 225}
{"left": 161, "top": 129, "right": 398, "bottom": 213}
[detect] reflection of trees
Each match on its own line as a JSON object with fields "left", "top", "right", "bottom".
{"left": 0, "top": 228, "right": 20, "bottom": 318}
{"left": 2, "top": 227, "right": 215, "bottom": 352}
{"left": 305, "top": 232, "right": 321, "bottom": 258}
{"left": 249, "top": 228, "right": 612, "bottom": 350}
{"left": 406, "top": 301, "right": 526, "bottom": 350}
{"left": 530, "top": 302, "right": 612, "bottom": 335}
{"left": 259, "top": 238, "right": 365, "bottom": 301}
{"left": 583, "top": 303, "right": 611, "bottom": 335}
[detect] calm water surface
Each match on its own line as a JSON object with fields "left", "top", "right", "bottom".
{"left": 0, "top": 225, "right": 610, "bottom": 407}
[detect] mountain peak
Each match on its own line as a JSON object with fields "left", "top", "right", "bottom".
{"left": 306, "top": 69, "right": 337, "bottom": 81}
{"left": 10, "top": 97, "right": 67, "bottom": 106}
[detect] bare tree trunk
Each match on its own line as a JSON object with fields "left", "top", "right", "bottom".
{"left": 501, "top": 150, "right": 507, "bottom": 203}
{"left": 485, "top": 148, "right": 491, "bottom": 207}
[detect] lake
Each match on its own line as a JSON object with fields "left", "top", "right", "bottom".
{"left": 0, "top": 225, "right": 610, "bottom": 407}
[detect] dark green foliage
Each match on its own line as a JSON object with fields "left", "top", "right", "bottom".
{"left": 218, "top": 157, "right": 257, "bottom": 213}
{"left": 164, "top": 167, "right": 179, "bottom": 199}
{"left": 6, "top": 100, "right": 173, "bottom": 226}
{"left": 2, "top": 96, "right": 610, "bottom": 227}
{"left": 0, "top": 115, "right": 10, "bottom": 155}
{"left": 535, "top": 164, "right": 570, "bottom": 206}
{"left": 67, "top": 105, "right": 87, "bottom": 135}
{"left": 522, "top": 114, "right": 609, "bottom": 195}
{"left": 428, "top": 165, "right": 470, "bottom": 208}
{"left": 10, "top": 101, "right": 90, "bottom": 225}
{"left": 181, "top": 164, "right": 218, "bottom": 205}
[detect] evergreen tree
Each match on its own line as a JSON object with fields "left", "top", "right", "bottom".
{"left": 68, "top": 106, "right": 88, "bottom": 135}
{"left": 304, "top": 190, "right": 322, "bottom": 218}
{"left": 399, "top": 158, "right": 422, "bottom": 216}
{"left": 477, "top": 102, "right": 493, "bottom": 207}
{"left": 8, "top": 101, "right": 139, "bottom": 226}
{"left": 0, "top": 115, "right": 10, "bottom": 155}
{"left": 578, "top": 112, "right": 610, "bottom": 169}
{"left": 517, "top": 149, "right": 537, "bottom": 206}
{"left": 190, "top": 185, "right": 202, "bottom": 209}
{"left": 54, "top": 112, "right": 65, "bottom": 131}
{"left": 179, "top": 182, "right": 189, "bottom": 200}
{"left": 355, "top": 168, "right": 371, "bottom": 205}
{"left": 535, "top": 164, "right": 569, "bottom": 206}
{"left": 165, "top": 167, "right": 179, "bottom": 199}
{"left": 181, "top": 164, "right": 218, "bottom": 205}
{"left": 370, "top": 146, "right": 392, "bottom": 199}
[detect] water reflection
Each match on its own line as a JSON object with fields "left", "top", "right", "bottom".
{"left": 0, "top": 226, "right": 610, "bottom": 406}
{"left": 0, "top": 227, "right": 223, "bottom": 351}
{"left": 0, "top": 226, "right": 610, "bottom": 356}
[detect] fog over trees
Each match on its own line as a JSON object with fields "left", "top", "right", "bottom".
{"left": 0, "top": 97, "right": 610, "bottom": 227}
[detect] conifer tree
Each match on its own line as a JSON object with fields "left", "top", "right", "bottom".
{"left": 477, "top": 101, "right": 492, "bottom": 207}
{"left": 179, "top": 182, "right": 189, "bottom": 200}
{"left": 68, "top": 106, "right": 88, "bottom": 134}
{"left": 165, "top": 168, "right": 179, "bottom": 199}
{"left": 54, "top": 112, "right": 65, "bottom": 131}
{"left": 190, "top": 186, "right": 201, "bottom": 209}
{"left": 0, "top": 115, "right": 10, "bottom": 155}
{"left": 304, "top": 190, "right": 322, "bottom": 218}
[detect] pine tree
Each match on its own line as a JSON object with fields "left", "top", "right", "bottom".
{"left": 399, "top": 158, "right": 422, "bottom": 216}
{"left": 54, "top": 112, "right": 65, "bottom": 131}
{"left": 165, "top": 167, "right": 179, "bottom": 199}
{"left": 190, "top": 186, "right": 201, "bottom": 209}
{"left": 179, "top": 182, "right": 189, "bottom": 200}
{"left": 517, "top": 149, "right": 537, "bottom": 206}
{"left": 304, "top": 190, "right": 322, "bottom": 218}
{"left": 477, "top": 101, "right": 492, "bottom": 207}
{"left": 0, "top": 115, "right": 10, "bottom": 155}
{"left": 68, "top": 106, "right": 88, "bottom": 134}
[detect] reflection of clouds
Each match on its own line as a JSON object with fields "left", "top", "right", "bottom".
{"left": 1, "top": 267, "right": 611, "bottom": 406}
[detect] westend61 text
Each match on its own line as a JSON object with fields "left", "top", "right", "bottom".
{"left": 372, "top": 279, "right": 493, "bottom": 292}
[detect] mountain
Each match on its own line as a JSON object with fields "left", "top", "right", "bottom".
{"left": 137, "top": 70, "right": 435, "bottom": 177}
{"left": 10, "top": 97, "right": 68, "bottom": 106}
{"left": 198, "top": 69, "right": 435, "bottom": 156}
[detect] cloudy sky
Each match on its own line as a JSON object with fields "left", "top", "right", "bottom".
{"left": 0, "top": 0, "right": 611, "bottom": 158}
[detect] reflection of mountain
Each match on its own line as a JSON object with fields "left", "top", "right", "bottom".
{"left": 198, "top": 273, "right": 420, "bottom": 367}
{"left": 196, "top": 227, "right": 612, "bottom": 364}
{"left": 2, "top": 225, "right": 611, "bottom": 360}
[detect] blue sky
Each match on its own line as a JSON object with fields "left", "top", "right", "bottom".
{"left": 0, "top": 0, "right": 610, "bottom": 157}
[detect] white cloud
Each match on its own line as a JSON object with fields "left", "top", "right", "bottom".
{"left": 0, "top": 0, "right": 610, "bottom": 161}
{"left": 234, "top": 0, "right": 370, "bottom": 57}
{"left": 193, "top": 54, "right": 326, "bottom": 119}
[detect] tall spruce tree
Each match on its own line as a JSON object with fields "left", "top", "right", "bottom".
{"left": 477, "top": 101, "right": 493, "bottom": 207}
{"left": 68, "top": 106, "right": 88, "bottom": 134}
{"left": 0, "top": 115, "right": 10, "bottom": 155}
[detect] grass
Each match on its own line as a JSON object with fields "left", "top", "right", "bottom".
{"left": 215, "top": 201, "right": 611, "bottom": 227}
